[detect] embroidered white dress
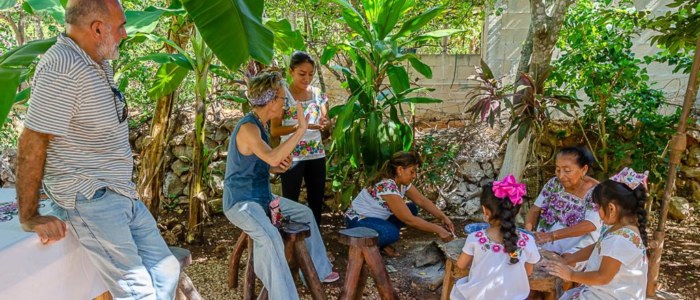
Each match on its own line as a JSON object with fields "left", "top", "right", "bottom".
{"left": 560, "top": 226, "right": 648, "bottom": 300}
{"left": 450, "top": 229, "right": 541, "bottom": 300}
{"left": 280, "top": 86, "right": 328, "bottom": 161}
{"left": 345, "top": 179, "right": 410, "bottom": 220}
{"left": 534, "top": 177, "right": 602, "bottom": 254}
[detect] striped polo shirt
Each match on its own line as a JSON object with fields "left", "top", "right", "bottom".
{"left": 24, "top": 33, "right": 137, "bottom": 208}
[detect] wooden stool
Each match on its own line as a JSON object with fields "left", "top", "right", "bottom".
{"left": 228, "top": 232, "right": 260, "bottom": 300}
{"left": 440, "top": 238, "right": 566, "bottom": 300}
{"left": 338, "top": 227, "right": 399, "bottom": 300}
{"left": 94, "top": 246, "right": 201, "bottom": 300}
{"left": 228, "top": 223, "right": 326, "bottom": 300}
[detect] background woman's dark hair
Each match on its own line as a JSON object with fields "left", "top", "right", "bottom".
{"left": 558, "top": 146, "right": 595, "bottom": 169}
{"left": 481, "top": 183, "right": 522, "bottom": 264}
{"left": 289, "top": 51, "right": 315, "bottom": 70}
{"left": 366, "top": 151, "right": 423, "bottom": 188}
{"left": 592, "top": 180, "right": 648, "bottom": 247}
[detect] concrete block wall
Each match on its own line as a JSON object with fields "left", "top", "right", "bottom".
{"left": 484, "top": 0, "right": 699, "bottom": 110}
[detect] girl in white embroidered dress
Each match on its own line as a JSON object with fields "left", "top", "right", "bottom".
{"left": 547, "top": 171, "right": 649, "bottom": 300}
{"left": 451, "top": 175, "right": 541, "bottom": 300}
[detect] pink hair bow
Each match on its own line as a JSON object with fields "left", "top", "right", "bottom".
{"left": 492, "top": 174, "right": 526, "bottom": 205}
{"left": 610, "top": 167, "right": 649, "bottom": 190}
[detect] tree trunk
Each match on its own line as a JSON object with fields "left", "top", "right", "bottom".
{"left": 186, "top": 29, "right": 213, "bottom": 244}
{"left": 497, "top": 0, "right": 575, "bottom": 180}
{"left": 137, "top": 92, "right": 178, "bottom": 217}
{"left": 646, "top": 33, "right": 700, "bottom": 297}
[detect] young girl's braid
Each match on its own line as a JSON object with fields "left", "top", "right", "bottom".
{"left": 498, "top": 199, "right": 521, "bottom": 264}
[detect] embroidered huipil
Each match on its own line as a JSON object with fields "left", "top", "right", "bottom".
{"left": 534, "top": 177, "right": 602, "bottom": 254}
{"left": 345, "top": 179, "right": 410, "bottom": 220}
{"left": 279, "top": 86, "right": 328, "bottom": 161}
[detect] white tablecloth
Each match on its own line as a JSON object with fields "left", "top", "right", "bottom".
{"left": 0, "top": 188, "right": 107, "bottom": 300}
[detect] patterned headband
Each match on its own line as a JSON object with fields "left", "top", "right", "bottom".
{"left": 492, "top": 174, "right": 526, "bottom": 205}
{"left": 246, "top": 80, "right": 288, "bottom": 106}
{"left": 610, "top": 167, "right": 649, "bottom": 190}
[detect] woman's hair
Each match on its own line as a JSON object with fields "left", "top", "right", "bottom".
{"left": 247, "top": 71, "right": 283, "bottom": 107}
{"left": 290, "top": 51, "right": 316, "bottom": 70}
{"left": 481, "top": 183, "right": 522, "bottom": 264}
{"left": 366, "top": 151, "right": 422, "bottom": 188}
{"left": 592, "top": 180, "right": 648, "bottom": 247}
{"left": 557, "top": 146, "right": 595, "bottom": 169}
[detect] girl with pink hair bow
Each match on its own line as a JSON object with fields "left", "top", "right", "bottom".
{"left": 451, "top": 174, "right": 541, "bottom": 300}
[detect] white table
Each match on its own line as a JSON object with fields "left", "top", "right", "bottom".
{"left": 0, "top": 188, "right": 107, "bottom": 300}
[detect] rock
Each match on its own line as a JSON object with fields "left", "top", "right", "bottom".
{"left": 134, "top": 134, "right": 147, "bottom": 152}
{"left": 414, "top": 241, "right": 445, "bottom": 267}
{"left": 208, "top": 198, "right": 223, "bottom": 214}
{"left": 436, "top": 196, "right": 447, "bottom": 210}
{"left": 214, "top": 127, "right": 230, "bottom": 142}
{"left": 208, "top": 160, "right": 227, "bottom": 175}
{"left": 459, "top": 161, "right": 484, "bottom": 183}
{"left": 205, "top": 138, "right": 219, "bottom": 152}
{"left": 480, "top": 178, "right": 494, "bottom": 186}
{"left": 481, "top": 162, "right": 494, "bottom": 178}
{"left": 209, "top": 173, "right": 224, "bottom": 196}
{"left": 467, "top": 183, "right": 478, "bottom": 192}
{"left": 682, "top": 166, "right": 700, "bottom": 178}
{"left": 171, "top": 159, "right": 190, "bottom": 177}
{"left": 463, "top": 198, "right": 481, "bottom": 216}
{"left": 184, "top": 131, "right": 195, "bottom": 146}
{"left": 691, "top": 181, "right": 700, "bottom": 203}
{"left": 455, "top": 182, "right": 469, "bottom": 196}
{"left": 163, "top": 172, "right": 185, "bottom": 197}
{"left": 222, "top": 117, "right": 238, "bottom": 132}
{"left": 169, "top": 133, "right": 186, "bottom": 146}
{"left": 492, "top": 156, "right": 504, "bottom": 172}
{"left": 686, "top": 146, "right": 700, "bottom": 166}
{"left": 183, "top": 184, "right": 189, "bottom": 196}
{"left": 0, "top": 148, "right": 17, "bottom": 186}
{"left": 463, "top": 188, "right": 482, "bottom": 202}
{"left": 447, "top": 194, "right": 463, "bottom": 206}
{"left": 172, "top": 146, "right": 194, "bottom": 161}
{"left": 669, "top": 196, "right": 692, "bottom": 221}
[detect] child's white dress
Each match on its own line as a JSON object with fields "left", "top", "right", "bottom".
{"left": 450, "top": 229, "right": 541, "bottom": 300}
{"left": 560, "top": 226, "right": 648, "bottom": 300}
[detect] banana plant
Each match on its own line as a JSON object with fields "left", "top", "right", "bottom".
{"left": 323, "top": 0, "right": 460, "bottom": 206}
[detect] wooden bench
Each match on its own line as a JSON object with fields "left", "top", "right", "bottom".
{"left": 338, "top": 227, "right": 399, "bottom": 300}
{"left": 440, "top": 238, "right": 566, "bottom": 300}
{"left": 228, "top": 223, "right": 326, "bottom": 300}
{"left": 94, "top": 246, "right": 201, "bottom": 300}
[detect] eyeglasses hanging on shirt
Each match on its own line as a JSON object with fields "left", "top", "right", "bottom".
{"left": 111, "top": 87, "right": 128, "bottom": 123}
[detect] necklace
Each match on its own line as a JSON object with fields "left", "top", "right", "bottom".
{"left": 251, "top": 110, "right": 268, "bottom": 129}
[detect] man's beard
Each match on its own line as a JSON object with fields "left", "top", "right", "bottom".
{"left": 97, "top": 36, "right": 120, "bottom": 61}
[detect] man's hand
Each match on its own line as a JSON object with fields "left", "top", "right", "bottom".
{"left": 21, "top": 215, "right": 67, "bottom": 244}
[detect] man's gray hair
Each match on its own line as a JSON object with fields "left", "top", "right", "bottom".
{"left": 65, "top": 0, "right": 112, "bottom": 26}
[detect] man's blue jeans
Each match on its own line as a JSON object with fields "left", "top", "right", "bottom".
{"left": 345, "top": 202, "right": 419, "bottom": 248}
{"left": 52, "top": 188, "right": 180, "bottom": 300}
{"left": 225, "top": 198, "right": 334, "bottom": 300}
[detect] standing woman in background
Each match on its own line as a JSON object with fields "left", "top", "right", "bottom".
{"left": 271, "top": 51, "right": 330, "bottom": 226}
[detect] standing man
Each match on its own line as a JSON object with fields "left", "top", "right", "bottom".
{"left": 16, "top": 0, "right": 180, "bottom": 299}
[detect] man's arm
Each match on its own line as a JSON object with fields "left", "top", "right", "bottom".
{"left": 17, "top": 128, "right": 66, "bottom": 244}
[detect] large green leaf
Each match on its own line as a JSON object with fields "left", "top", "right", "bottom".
{"left": 387, "top": 65, "right": 410, "bottom": 94}
{"left": 394, "top": 6, "right": 443, "bottom": 39}
{"left": 182, "top": 0, "right": 273, "bottom": 70}
{"left": 400, "top": 97, "right": 442, "bottom": 104}
{"left": 374, "top": 0, "right": 405, "bottom": 39}
{"left": 0, "top": 68, "right": 23, "bottom": 127}
{"left": 138, "top": 53, "right": 194, "bottom": 70}
{"left": 264, "top": 19, "right": 305, "bottom": 55}
{"left": 0, "top": 37, "right": 56, "bottom": 67}
{"left": 148, "top": 63, "right": 189, "bottom": 99}
{"left": 26, "top": 0, "right": 64, "bottom": 24}
{"left": 340, "top": 9, "right": 373, "bottom": 43}
{"left": 320, "top": 45, "right": 338, "bottom": 65}
{"left": 408, "top": 57, "right": 432, "bottom": 78}
{"left": 0, "top": 0, "right": 16, "bottom": 10}
{"left": 125, "top": 9, "right": 164, "bottom": 35}
{"left": 411, "top": 29, "right": 464, "bottom": 43}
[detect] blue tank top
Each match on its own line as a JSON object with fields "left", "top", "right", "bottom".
{"left": 223, "top": 113, "right": 273, "bottom": 212}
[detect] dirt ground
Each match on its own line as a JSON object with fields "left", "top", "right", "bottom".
{"left": 170, "top": 209, "right": 698, "bottom": 300}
